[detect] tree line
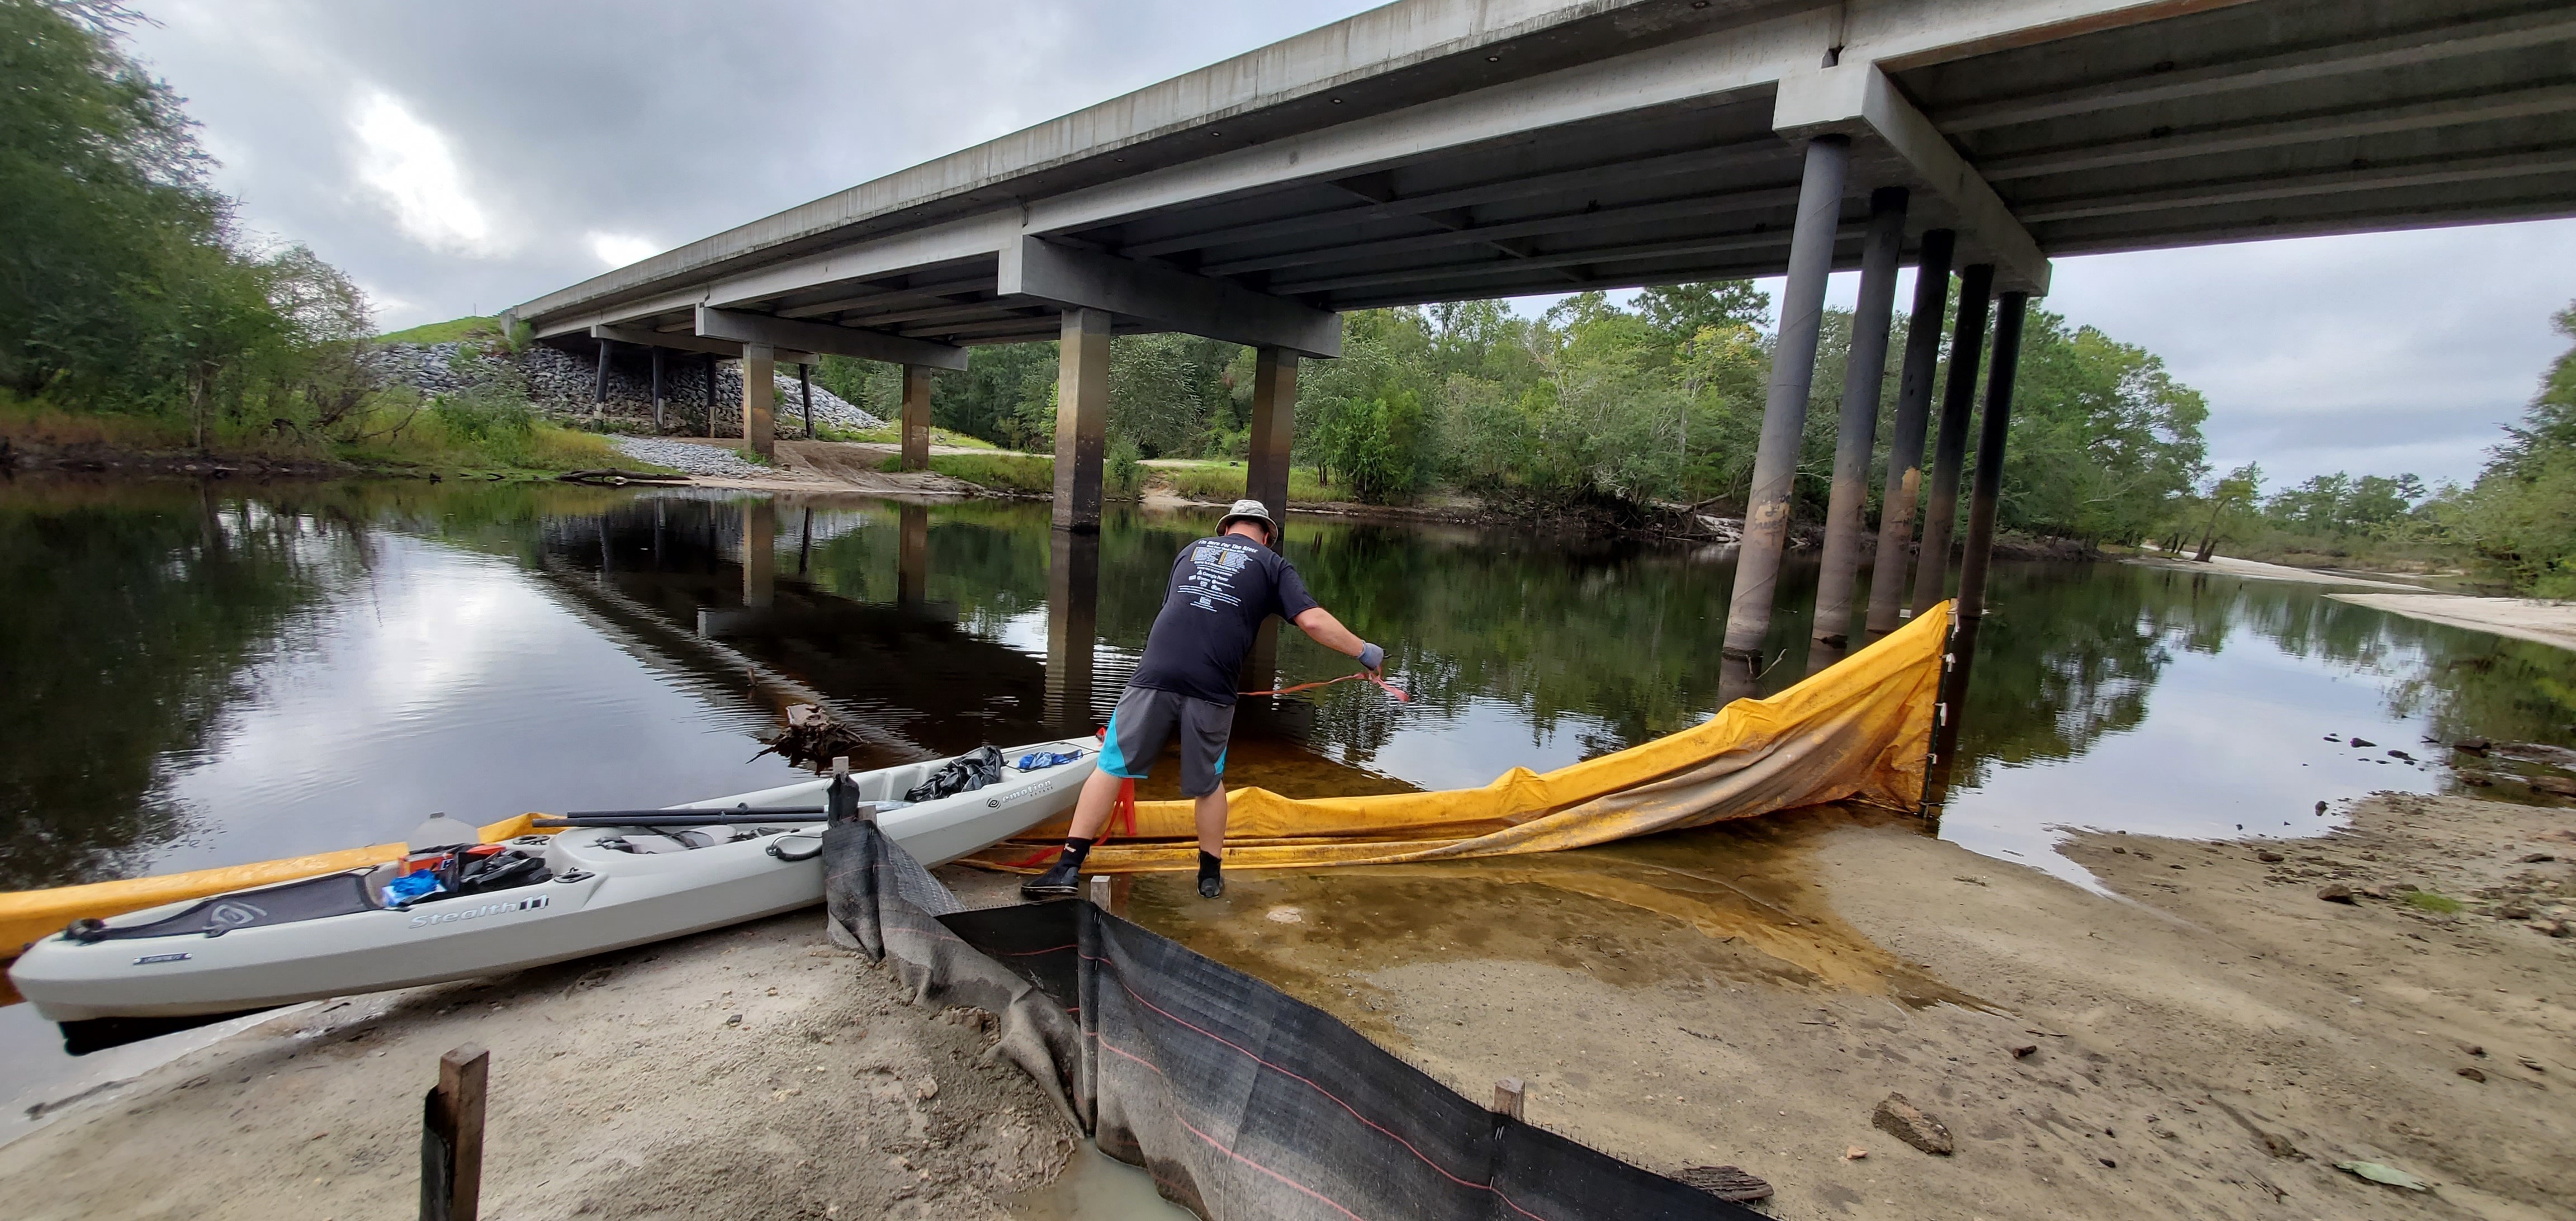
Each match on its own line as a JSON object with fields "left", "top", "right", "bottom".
{"left": 2176, "top": 305, "right": 2576, "bottom": 594}
{"left": 828, "top": 276, "right": 2217, "bottom": 547}
{"left": 2, "top": 1, "right": 372, "bottom": 446}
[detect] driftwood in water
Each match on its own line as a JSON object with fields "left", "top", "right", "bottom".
{"left": 756, "top": 704, "right": 872, "bottom": 772}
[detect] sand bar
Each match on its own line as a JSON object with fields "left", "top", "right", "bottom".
{"left": 2329, "top": 592, "right": 2576, "bottom": 652}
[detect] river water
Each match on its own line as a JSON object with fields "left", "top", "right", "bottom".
{"left": 4, "top": 477, "right": 2572, "bottom": 1133}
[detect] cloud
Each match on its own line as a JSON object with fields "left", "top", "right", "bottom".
{"left": 349, "top": 89, "right": 495, "bottom": 255}
{"left": 585, "top": 231, "right": 661, "bottom": 269}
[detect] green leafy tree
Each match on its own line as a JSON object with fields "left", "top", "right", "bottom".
{"left": 2451, "top": 301, "right": 2576, "bottom": 594}
{"left": 1, "top": 1, "right": 375, "bottom": 437}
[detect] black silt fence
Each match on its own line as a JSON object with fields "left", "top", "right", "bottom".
{"left": 823, "top": 817, "right": 1756, "bottom": 1220}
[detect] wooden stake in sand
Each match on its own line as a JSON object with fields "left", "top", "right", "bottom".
{"left": 1491, "top": 1077, "right": 1525, "bottom": 1120}
{"left": 422, "top": 1044, "right": 489, "bottom": 1221}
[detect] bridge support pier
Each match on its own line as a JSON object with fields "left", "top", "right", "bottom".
{"left": 1957, "top": 292, "right": 2028, "bottom": 625}
{"left": 1052, "top": 307, "right": 1112, "bottom": 532}
{"left": 1864, "top": 229, "right": 1954, "bottom": 639}
{"left": 650, "top": 346, "right": 666, "bottom": 434}
{"left": 1720, "top": 134, "right": 1848, "bottom": 702}
{"left": 741, "top": 344, "right": 778, "bottom": 458}
{"left": 1925, "top": 290, "right": 2030, "bottom": 817}
{"left": 702, "top": 353, "right": 717, "bottom": 438}
{"left": 901, "top": 365, "right": 935, "bottom": 471}
{"left": 1246, "top": 346, "right": 1298, "bottom": 532}
{"left": 1807, "top": 186, "right": 1909, "bottom": 673}
{"left": 1909, "top": 263, "right": 1994, "bottom": 616}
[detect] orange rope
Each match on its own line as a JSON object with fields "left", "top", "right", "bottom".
{"left": 1239, "top": 670, "right": 1411, "bottom": 703}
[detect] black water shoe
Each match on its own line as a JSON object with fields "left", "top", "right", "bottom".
{"left": 1021, "top": 859, "right": 1082, "bottom": 901}
{"left": 1196, "top": 850, "right": 1224, "bottom": 898}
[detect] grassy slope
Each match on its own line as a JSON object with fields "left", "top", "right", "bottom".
{"left": 377, "top": 316, "right": 500, "bottom": 344}
{"left": 1149, "top": 460, "right": 1333, "bottom": 503}
{"left": 0, "top": 398, "right": 654, "bottom": 479}
{"left": 879, "top": 451, "right": 1053, "bottom": 493}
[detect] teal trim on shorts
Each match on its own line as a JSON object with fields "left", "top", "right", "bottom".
{"left": 1098, "top": 707, "right": 1142, "bottom": 779}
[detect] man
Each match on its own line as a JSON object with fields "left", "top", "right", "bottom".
{"left": 1021, "top": 499, "right": 1384, "bottom": 901}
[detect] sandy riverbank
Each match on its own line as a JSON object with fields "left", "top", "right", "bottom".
{"left": 0, "top": 901, "right": 1073, "bottom": 1219}
{"left": 2327, "top": 593, "right": 2576, "bottom": 653}
{"left": 6, "top": 793, "right": 2568, "bottom": 1219}
{"left": 2125, "top": 551, "right": 2433, "bottom": 590}
{"left": 1149, "top": 792, "right": 2574, "bottom": 1220}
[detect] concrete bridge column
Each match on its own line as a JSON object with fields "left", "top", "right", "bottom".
{"left": 594, "top": 338, "right": 613, "bottom": 405}
{"left": 1956, "top": 292, "right": 2029, "bottom": 623}
{"left": 1926, "top": 291, "right": 2032, "bottom": 818}
{"left": 1239, "top": 346, "right": 1294, "bottom": 697}
{"left": 650, "top": 347, "right": 668, "bottom": 433}
{"left": 1052, "top": 307, "right": 1112, "bottom": 532}
{"left": 1865, "top": 229, "right": 1956, "bottom": 639}
{"left": 702, "top": 353, "right": 718, "bottom": 438}
{"left": 901, "top": 365, "right": 935, "bottom": 472}
{"left": 798, "top": 363, "right": 815, "bottom": 439}
{"left": 1807, "top": 186, "right": 1909, "bottom": 673}
{"left": 1909, "top": 263, "right": 1995, "bottom": 617}
{"left": 1246, "top": 346, "right": 1298, "bottom": 529}
{"left": 741, "top": 344, "right": 778, "bottom": 458}
{"left": 1720, "top": 134, "right": 1849, "bottom": 698}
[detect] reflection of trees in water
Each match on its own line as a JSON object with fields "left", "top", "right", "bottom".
{"left": 1953, "top": 562, "right": 2576, "bottom": 792}
{"left": 1949, "top": 564, "right": 2179, "bottom": 790}
{"left": 0, "top": 485, "right": 356, "bottom": 888}
{"left": 790, "top": 502, "right": 1767, "bottom": 763}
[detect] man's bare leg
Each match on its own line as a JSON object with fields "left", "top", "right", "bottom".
{"left": 1194, "top": 787, "right": 1228, "bottom": 859}
{"left": 1063, "top": 767, "right": 1128, "bottom": 841}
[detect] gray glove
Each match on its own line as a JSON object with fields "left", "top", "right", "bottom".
{"left": 1357, "top": 642, "right": 1385, "bottom": 672}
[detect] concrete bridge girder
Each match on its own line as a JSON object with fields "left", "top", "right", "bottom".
{"left": 694, "top": 306, "right": 967, "bottom": 370}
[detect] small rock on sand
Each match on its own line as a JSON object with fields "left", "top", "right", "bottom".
{"left": 2459, "top": 1066, "right": 2486, "bottom": 1082}
{"left": 2256, "top": 850, "right": 2284, "bottom": 863}
{"left": 2318, "top": 883, "right": 2356, "bottom": 903}
{"left": 1871, "top": 1093, "right": 1954, "bottom": 1156}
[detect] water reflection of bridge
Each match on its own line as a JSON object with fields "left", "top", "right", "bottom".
{"left": 538, "top": 494, "right": 1385, "bottom": 799}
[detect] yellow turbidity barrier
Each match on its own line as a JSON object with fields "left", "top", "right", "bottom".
{"left": 0, "top": 813, "right": 555, "bottom": 959}
{"left": 965, "top": 601, "right": 1952, "bottom": 873}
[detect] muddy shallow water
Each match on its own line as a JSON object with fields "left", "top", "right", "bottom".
{"left": 3, "top": 477, "right": 2571, "bottom": 1119}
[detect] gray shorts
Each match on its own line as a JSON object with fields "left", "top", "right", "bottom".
{"left": 1098, "top": 686, "right": 1234, "bottom": 798}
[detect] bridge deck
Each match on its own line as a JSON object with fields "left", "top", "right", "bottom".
{"left": 512, "top": 0, "right": 2576, "bottom": 353}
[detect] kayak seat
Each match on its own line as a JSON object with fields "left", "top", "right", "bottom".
{"left": 65, "top": 871, "right": 380, "bottom": 943}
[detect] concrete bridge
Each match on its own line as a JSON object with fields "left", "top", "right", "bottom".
{"left": 509, "top": 0, "right": 2576, "bottom": 758}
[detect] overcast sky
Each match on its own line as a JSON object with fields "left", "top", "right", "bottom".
{"left": 122, "top": 0, "right": 2575, "bottom": 489}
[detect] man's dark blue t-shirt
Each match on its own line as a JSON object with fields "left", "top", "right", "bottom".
{"left": 1128, "top": 534, "right": 1320, "bottom": 705}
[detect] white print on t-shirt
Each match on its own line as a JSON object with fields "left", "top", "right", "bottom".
{"left": 1180, "top": 540, "right": 1251, "bottom": 612}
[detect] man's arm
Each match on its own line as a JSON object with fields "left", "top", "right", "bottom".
{"left": 1292, "top": 607, "right": 1382, "bottom": 674}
